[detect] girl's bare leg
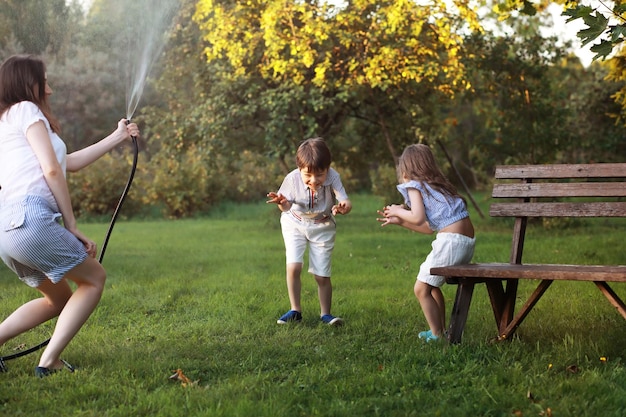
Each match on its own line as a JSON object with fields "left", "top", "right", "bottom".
{"left": 414, "top": 281, "right": 444, "bottom": 337}
{"left": 431, "top": 286, "right": 446, "bottom": 333}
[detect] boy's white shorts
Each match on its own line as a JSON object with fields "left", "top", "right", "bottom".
{"left": 417, "top": 232, "right": 475, "bottom": 287}
{"left": 280, "top": 212, "right": 336, "bottom": 277}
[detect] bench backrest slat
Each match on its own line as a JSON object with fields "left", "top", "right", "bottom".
{"left": 495, "top": 163, "right": 626, "bottom": 179}
{"left": 492, "top": 183, "right": 626, "bottom": 198}
{"left": 491, "top": 202, "right": 626, "bottom": 217}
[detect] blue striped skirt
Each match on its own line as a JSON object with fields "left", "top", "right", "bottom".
{"left": 0, "top": 195, "right": 88, "bottom": 287}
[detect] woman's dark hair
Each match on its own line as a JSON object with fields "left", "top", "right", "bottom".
{"left": 0, "top": 54, "right": 60, "bottom": 133}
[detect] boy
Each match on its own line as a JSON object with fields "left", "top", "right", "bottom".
{"left": 267, "top": 137, "right": 352, "bottom": 326}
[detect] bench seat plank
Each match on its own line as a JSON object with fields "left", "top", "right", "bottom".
{"left": 431, "top": 263, "right": 626, "bottom": 282}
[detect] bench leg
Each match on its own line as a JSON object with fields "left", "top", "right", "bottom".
{"left": 447, "top": 279, "right": 475, "bottom": 344}
{"left": 485, "top": 280, "right": 507, "bottom": 332}
{"left": 499, "top": 280, "right": 552, "bottom": 340}
{"left": 595, "top": 282, "right": 626, "bottom": 319}
{"left": 485, "top": 279, "right": 521, "bottom": 337}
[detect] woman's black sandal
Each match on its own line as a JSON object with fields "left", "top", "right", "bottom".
{"left": 35, "top": 359, "right": 75, "bottom": 378}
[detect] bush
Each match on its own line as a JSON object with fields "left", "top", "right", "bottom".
{"left": 68, "top": 152, "right": 144, "bottom": 219}
{"left": 139, "top": 144, "right": 220, "bottom": 218}
{"left": 369, "top": 164, "right": 401, "bottom": 205}
{"left": 223, "top": 150, "right": 283, "bottom": 203}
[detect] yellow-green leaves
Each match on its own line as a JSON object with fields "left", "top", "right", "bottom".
{"left": 194, "top": 0, "right": 482, "bottom": 95}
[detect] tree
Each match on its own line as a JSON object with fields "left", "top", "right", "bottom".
{"left": 0, "top": 0, "right": 73, "bottom": 54}
{"left": 194, "top": 0, "right": 483, "bottom": 163}
{"left": 496, "top": 1, "right": 626, "bottom": 123}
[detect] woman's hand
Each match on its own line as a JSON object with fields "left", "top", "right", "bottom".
{"left": 118, "top": 119, "right": 140, "bottom": 141}
{"left": 68, "top": 227, "right": 97, "bottom": 258}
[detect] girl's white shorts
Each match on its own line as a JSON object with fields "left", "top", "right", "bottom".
{"left": 417, "top": 232, "right": 475, "bottom": 287}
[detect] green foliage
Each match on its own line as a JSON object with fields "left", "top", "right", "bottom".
{"left": 0, "top": 0, "right": 78, "bottom": 55}
{"left": 139, "top": 144, "right": 217, "bottom": 219}
{"left": 68, "top": 152, "right": 145, "bottom": 218}
{"left": 498, "top": 1, "right": 626, "bottom": 61}
{"left": 494, "top": 1, "right": 626, "bottom": 127}
{"left": 3, "top": 0, "right": 625, "bottom": 220}
{"left": 223, "top": 149, "right": 284, "bottom": 202}
{"left": 369, "top": 164, "right": 401, "bottom": 205}
{"left": 452, "top": 31, "right": 573, "bottom": 168}
{"left": 47, "top": 47, "right": 126, "bottom": 152}
{"left": 561, "top": 2, "right": 619, "bottom": 60}
{"left": 192, "top": 0, "right": 483, "bottom": 165}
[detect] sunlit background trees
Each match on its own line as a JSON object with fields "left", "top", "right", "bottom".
{"left": 1, "top": 0, "right": 624, "bottom": 218}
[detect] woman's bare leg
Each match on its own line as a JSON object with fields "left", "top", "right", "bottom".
{"left": 37, "top": 257, "right": 106, "bottom": 369}
{"left": 0, "top": 280, "right": 72, "bottom": 346}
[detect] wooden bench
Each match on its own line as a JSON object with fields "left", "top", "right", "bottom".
{"left": 430, "top": 163, "right": 626, "bottom": 344}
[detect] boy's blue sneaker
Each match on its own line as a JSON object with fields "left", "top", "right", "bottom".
{"left": 320, "top": 314, "right": 344, "bottom": 326}
{"left": 418, "top": 330, "right": 440, "bottom": 343}
{"left": 277, "top": 310, "right": 302, "bottom": 324}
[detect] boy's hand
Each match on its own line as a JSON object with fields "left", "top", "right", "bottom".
{"left": 266, "top": 192, "right": 289, "bottom": 209}
{"left": 332, "top": 200, "right": 352, "bottom": 215}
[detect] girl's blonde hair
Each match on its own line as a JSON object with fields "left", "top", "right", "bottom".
{"left": 397, "top": 144, "right": 464, "bottom": 203}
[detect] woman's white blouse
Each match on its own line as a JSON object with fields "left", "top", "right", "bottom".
{"left": 0, "top": 101, "right": 66, "bottom": 210}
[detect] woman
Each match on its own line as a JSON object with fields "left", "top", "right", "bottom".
{"left": 0, "top": 54, "right": 140, "bottom": 376}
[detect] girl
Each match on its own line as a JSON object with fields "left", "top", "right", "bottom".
{"left": 0, "top": 55, "right": 140, "bottom": 376}
{"left": 377, "top": 144, "right": 475, "bottom": 342}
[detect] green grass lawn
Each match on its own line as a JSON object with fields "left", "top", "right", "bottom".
{"left": 1, "top": 193, "right": 626, "bottom": 416}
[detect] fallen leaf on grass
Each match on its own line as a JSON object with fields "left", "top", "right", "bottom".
{"left": 539, "top": 408, "right": 552, "bottom": 417}
{"left": 566, "top": 364, "right": 579, "bottom": 374}
{"left": 169, "top": 369, "right": 199, "bottom": 387}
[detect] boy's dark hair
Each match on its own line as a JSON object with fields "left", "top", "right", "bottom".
{"left": 296, "top": 137, "right": 331, "bottom": 172}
